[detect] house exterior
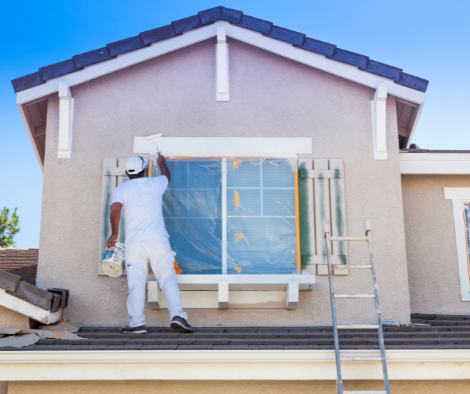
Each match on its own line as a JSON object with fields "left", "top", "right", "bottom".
{"left": 1, "top": 6, "right": 470, "bottom": 394}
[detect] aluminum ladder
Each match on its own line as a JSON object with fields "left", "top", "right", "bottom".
{"left": 323, "top": 218, "right": 390, "bottom": 394}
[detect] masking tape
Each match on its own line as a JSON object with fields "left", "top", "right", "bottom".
{"left": 234, "top": 266, "right": 242, "bottom": 272}
{"left": 235, "top": 233, "right": 244, "bottom": 238}
{"left": 235, "top": 191, "right": 239, "bottom": 207}
{"left": 174, "top": 261, "right": 182, "bottom": 275}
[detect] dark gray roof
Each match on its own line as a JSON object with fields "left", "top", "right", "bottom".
{"left": 11, "top": 7, "right": 429, "bottom": 94}
{"left": 401, "top": 149, "right": 470, "bottom": 153}
{"left": 2, "top": 314, "right": 469, "bottom": 351}
{"left": 0, "top": 248, "right": 38, "bottom": 285}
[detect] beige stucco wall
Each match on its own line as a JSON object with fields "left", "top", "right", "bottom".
{"left": 402, "top": 174, "right": 470, "bottom": 313}
{"left": 9, "top": 380, "right": 470, "bottom": 394}
{"left": 0, "top": 306, "right": 29, "bottom": 329}
{"left": 37, "top": 37, "right": 410, "bottom": 326}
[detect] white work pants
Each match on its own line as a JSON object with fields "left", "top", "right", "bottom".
{"left": 125, "top": 235, "right": 187, "bottom": 327}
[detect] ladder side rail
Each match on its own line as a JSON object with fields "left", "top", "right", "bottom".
{"left": 366, "top": 225, "right": 391, "bottom": 394}
{"left": 324, "top": 220, "right": 343, "bottom": 394}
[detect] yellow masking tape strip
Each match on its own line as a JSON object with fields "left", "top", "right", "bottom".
{"left": 235, "top": 233, "right": 244, "bottom": 238}
{"left": 234, "top": 266, "right": 242, "bottom": 272}
{"left": 295, "top": 171, "right": 301, "bottom": 273}
{"left": 148, "top": 166, "right": 152, "bottom": 177}
{"left": 234, "top": 162, "right": 239, "bottom": 169}
{"left": 235, "top": 191, "right": 239, "bottom": 206}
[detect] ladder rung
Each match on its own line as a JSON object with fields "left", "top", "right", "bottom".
{"left": 344, "top": 391, "right": 387, "bottom": 394}
{"left": 330, "top": 236, "right": 368, "bottom": 242}
{"left": 337, "top": 324, "right": 379, "bottom": 329}
{"left": 334, "top": 293, "right": 375, "bottom": 298}
{"left": 340, "top": 356, "right": 382, "bottom": 361}
{"left": 331, "top": 265, "right": 372, "bottom": 269}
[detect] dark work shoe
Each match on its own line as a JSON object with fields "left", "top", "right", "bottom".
{"left": 119, "top": 325, "right": 147, "bottom": 334}
{"left": 171, "top": 316, "right": 194, "bottom": 333}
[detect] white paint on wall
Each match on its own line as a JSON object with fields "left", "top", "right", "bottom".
{"left": 400, "top": 153, "right": 470, "bottom": 174}
{"left": 133, "top": 137, "right": 313, "bottom": 155}
{"left": 444, "top": 187, "right": 470, "bottom": 301}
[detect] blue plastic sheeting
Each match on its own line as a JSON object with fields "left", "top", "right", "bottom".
{"left": 149, "top": 157, "right": 297, "bottom": 275}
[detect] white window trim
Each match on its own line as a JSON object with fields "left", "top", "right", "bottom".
{"left": 144, "top": 152, "right": 315, "bottom": 309}
{"left": 444, "top": 187, "right": 470, "bottom": 301}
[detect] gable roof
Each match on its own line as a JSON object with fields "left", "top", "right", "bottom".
{"left": 11, "top": 6, "right": 429, "bottom": 93}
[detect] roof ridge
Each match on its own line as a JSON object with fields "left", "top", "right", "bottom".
{"left": 11, "top": 6, "right": 429, "bottom": 93}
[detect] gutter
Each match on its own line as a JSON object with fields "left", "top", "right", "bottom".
{"left": 1, "top": 349, "right": 470, "bottom": 381}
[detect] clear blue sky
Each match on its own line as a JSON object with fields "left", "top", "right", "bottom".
{"left": 1, "top": 0, "right": 469, "bottom": 247}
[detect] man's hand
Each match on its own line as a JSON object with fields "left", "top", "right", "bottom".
{"left": 106, "top": 234, "right": 118, "bottom": 248}
{"left": 157, "top": 153, "right": 166, "bottom": 164}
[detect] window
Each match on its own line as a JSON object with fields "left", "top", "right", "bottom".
{"left": 152, "top": 157, "right": 298, "bottom": 275}
{"left": 99, "top": 152, "right": 348, "bottom": 281}
{"left": 444, "top": 188, "right": 470, "bottom": 301}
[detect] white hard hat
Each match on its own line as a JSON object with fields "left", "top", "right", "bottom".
{"left": 126, "top": 156, "right": 147, "bottom": 174}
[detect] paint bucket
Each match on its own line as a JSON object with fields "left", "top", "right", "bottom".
{"left": 101, "top": 242, "right": 125, "bottom": 277}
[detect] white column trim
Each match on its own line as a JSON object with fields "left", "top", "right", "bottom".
{"left": 57, "top": 82, "right": 74, "bottom": 159}
{"left": 216, "top": 26, "right": 229, "bottom": 101}
{"left": 371, "top": 84, "right": 388, "bottom": 160}
{"left": 444, "top": 187, "right": 470, "bottom": 301}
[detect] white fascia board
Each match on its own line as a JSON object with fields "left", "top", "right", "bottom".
{"left": 16, "top": 22, "right": 424, "bottom": 106}
{"left": 0, "top": 289, "right": 62, "bottom": 325}
{"left": 16, "top": 23, "right": 221, "bottom": 105}
{"left": 400, "top": 153, "right": 470, "bottom": 174}
{"left": 223, "top": 22, "right": 425, "bottom": 105}
{"left": 134, "top": 137, "right": 313, "bottom": 155}
{"left": 2, "top": 349, "right": 470, "bottom": 381}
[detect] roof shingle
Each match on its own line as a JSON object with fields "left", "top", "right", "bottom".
{"left": 11, "top": 7, "right": 429, "bottom": 93}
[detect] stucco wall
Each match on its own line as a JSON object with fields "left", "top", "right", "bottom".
{"left": 402, "top": 174, "right": 470, "bottom": 313}
{"left": 9, "top": 380, "right": 470, "bottom": 394}
{"left": 37, "top": 37, "right": 410, "bottom": 326}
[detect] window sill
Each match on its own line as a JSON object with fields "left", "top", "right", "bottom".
{"left": 147, "top": 274, "right": 315, "bottom": 310}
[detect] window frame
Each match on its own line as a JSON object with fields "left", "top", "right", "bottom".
{"left": 151, "top": 154, "right": 302, "bottom": 277}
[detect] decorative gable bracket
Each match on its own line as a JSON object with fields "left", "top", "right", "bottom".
{"left": 371, "top": 84, "right": 388, "bottom": 160}
{"left": 58, "top": 82, "right": 74, "bottom": 158}
{"left": 216, "top": 27, "right": 229, "bottom": 101}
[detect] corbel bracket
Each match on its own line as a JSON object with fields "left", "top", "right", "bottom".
{"left": 58, "top": 82, "right": 74, "bottom": 158}
{"left": 216, "top": 27, "right": 229, "bottom": 101}
{"left": 371, "top": 84, "right": 388, "bottom": 160}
